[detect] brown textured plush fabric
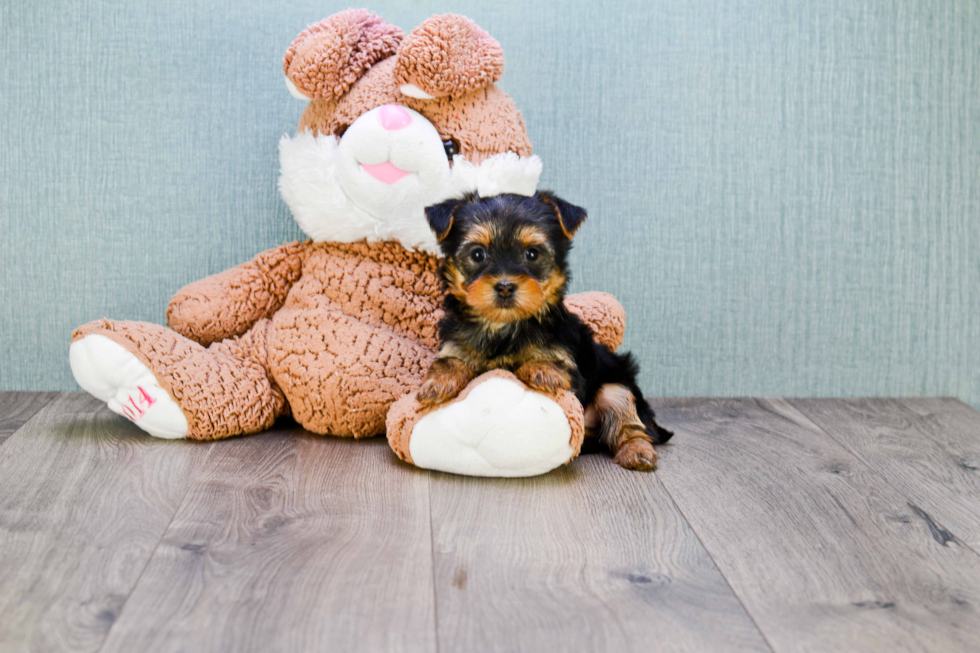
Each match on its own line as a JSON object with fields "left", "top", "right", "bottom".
{"left": 402, "top": 87, "right": 532, "bottom": 163}
{"left": 76, "top": 241, "right": 442, "bottom": 439}
{"left": 266, "top": 241, "right": 443, "bottom": 437}
{"left": 564, "top": 291, "right": 627, "bottom": 351}
{"left": 296, "top": 58, "right": 531, "bottom": 163}
{"left": 71, "top": 11, "right": 625, "bottom": 452}
{"left": 72, "top": 237, "right": 621, "bottom": 441}
{"left": 394, "top": 14, "right": 505, "bottom": 99}
{"left": 283, "top": 10, "right": 404, "bottom": 101}
{"left": 385, "top": 369, "right": 586, "bottom": 466}
{"left": 166, "top": 241, "right": 311, "bottom": 347}
{"left": 72, "top": 318, "right": 287, "bottom": 440}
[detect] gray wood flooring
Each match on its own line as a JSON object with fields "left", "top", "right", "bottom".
{"left": 1, "top": 393, "right": 978, "bottom": 653}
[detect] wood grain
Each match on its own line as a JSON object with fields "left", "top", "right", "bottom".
{"left": 788, "top": 398, "right": 980, "bottom": 550}
{"left": 0, "top": 392, "right": 210, "bottom": 653}
{"left": 5, "top": 393, "right": 980, "bottom": 652}
{"left": 98, "top": 433, "right": 436, "bottom": 653}
{"left": 651, "top": 398, "right": 980, "bottom": 653}
{"left": 0, "top": 391, "right": 59, "bottom": 443}
{"left": 427, "top": 454, "right": 772, "bottom": 653}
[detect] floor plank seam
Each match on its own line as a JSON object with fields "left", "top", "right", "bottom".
{"left": 426, "top": 470, "right": 442, "bottom": 653}
{"left": 91, "top": 441, "right": 218, "bottom": 653}
{"left": 652, "top": 471, "right": 779, "bottom": 653}
{"left": 787, "top": 400, "right": 980, "bottom": 561}
{"left": 8, "top": 394, "right": 978, "bottom": 651}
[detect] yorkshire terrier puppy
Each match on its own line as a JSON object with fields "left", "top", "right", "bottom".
{"left": 418, "top": 191, "right": 673, "bottom": 470}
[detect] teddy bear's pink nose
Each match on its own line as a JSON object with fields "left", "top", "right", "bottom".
{"left": 378, "top": 104, "right": 412, "bottom": 131}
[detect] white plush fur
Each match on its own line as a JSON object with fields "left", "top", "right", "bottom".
{"left": 284, "top": 76, "right": 309, "bottom": 100}
{"left": 70, "top": 95, "right": 569, "bottom": 471}
{"left": 69, "top": 335, "right": 188, "bottom": 439}
{"left": 408, "top": 377, "right": 575, "bottom": 477}
{"left": 444, "top": 151, "right": 543, "bottom": 199}
{"left": 337, "top": 106, "right": 452, "bottom": 234}
{"left": 278, "top": 107, "right": 561, "bottom": 476}
{"left": 278, "top": 107, "right": 542, "bottom": 256}
{"left": 398, "top": 83, "right": 436, "bottom": 100}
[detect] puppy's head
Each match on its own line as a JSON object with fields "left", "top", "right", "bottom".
{"left": 425, "top": 191, "right": 587, "bottom": 323}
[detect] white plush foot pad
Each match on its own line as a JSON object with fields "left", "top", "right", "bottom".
{"left": 409, "top": 377, "right": 575, "bottom": 477}
{"left": 69, "top": 334, "right": 189, "bottom": 439}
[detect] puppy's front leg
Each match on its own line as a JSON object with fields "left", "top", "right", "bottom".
{"left": 417, "top": 357, "right": 476, "bottom": 407}
{"left": 514, "top": 360, "right": 572, "bottom": 394}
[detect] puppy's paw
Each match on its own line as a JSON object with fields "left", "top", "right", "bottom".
{"left": 515, "top": 361, "right": 571, "bottom": 394}
{"left": 417, "top": 359, "right": 474, "bottom": 408}
{"left": 416, "top": 377, "right": 463, "bottom": 407}
{"left": 613, "top": 438, "right": 658, "bottom": 471}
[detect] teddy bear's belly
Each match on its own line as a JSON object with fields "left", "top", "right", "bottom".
{"left": 282, "top": 242, "right": 443, "bottom": 347}
{"left": 267, "top": 305, "right": 439, "bottom": 437}
{"left": 258, "top": 241, "right": 445, "bottom": 437}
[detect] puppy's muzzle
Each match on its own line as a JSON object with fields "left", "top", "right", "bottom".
{"left": 493, "top": 279, "right": 517, "bottom": 300}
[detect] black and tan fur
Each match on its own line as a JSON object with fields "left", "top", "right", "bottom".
{"left": 418, "top": 191, "right": 673, "bottom": 470}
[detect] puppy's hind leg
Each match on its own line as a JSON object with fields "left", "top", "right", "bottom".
{"left": 634, "top": 390, "right": 674, "bottom": 445}
{"left": 594, "top": 384, "right": 663, "bottom": 471}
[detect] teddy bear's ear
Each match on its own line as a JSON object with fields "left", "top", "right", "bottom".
{"left": 537, "top": 191, "right": 587, "bottom": 239}
{"left": 283, "top": 10, "right": 404, "bottom": 101}
{"left": 394, "top": 15, "right": 504, "bottom": 100}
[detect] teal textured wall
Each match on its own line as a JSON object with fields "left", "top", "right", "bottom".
{"left": 2, "top": 1, "right": 979, "bottom": 405}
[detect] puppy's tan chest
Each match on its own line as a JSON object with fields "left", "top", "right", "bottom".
{"left": 441, "top": 339, "right": 574, "bottom": 375}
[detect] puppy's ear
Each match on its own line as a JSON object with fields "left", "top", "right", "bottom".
{"left": 425, "top": 198, "right": 463, "bottom": 243}
{"left": 538, "top": 191, "right": 587, "bottom": 239}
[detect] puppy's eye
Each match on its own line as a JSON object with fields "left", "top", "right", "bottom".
{"left": 524, "top": 248, "right": 539, "bottom": 262}
{"left": 443, "top": 138, "right": 459, "bottom": 159}
{"left": 470, "top": 247, "right": 486, "bottom": 264}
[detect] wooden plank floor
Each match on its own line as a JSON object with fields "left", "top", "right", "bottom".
{"left": 1, "top": 393, "right": 978, "bottom": 652}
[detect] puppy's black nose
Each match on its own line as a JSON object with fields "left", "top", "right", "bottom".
{"left": 494, "top": 279, "right": 517, "bottom": 299}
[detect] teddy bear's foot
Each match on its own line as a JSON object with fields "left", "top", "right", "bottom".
{"left": 69, "top": 334, "right": 189, "bottom": 439}
{"left": 387, "top": 371, "right": 585, "bottom": 477}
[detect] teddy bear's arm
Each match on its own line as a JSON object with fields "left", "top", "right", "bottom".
{"left": 563, "top": 291, "right": 626, "bottom": 351}
{"left": 386, "top": 293, "right": 625, "bottom": 477}
{"left": 166, "top": 241, "right": 312, "bottom": 347}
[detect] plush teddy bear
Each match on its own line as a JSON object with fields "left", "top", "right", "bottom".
{"left": 69, "top": 10, "right": 627, "bottom": 477}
